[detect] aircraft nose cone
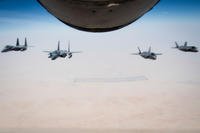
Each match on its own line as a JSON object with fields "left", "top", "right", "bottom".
{"left": 37, "top": 0, "right": 160, "bottom": 32}
{"left": 1, "top": 49, "right": 6, "bottom": 53}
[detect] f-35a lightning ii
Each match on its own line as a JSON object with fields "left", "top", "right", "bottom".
{"left": 173, "top": 42, "right": 198, "bottom": 52}
{"left": 131, "top": 47, "right": 162, "bottom": 60}
{"left": 1, "top": 38, "right": 28, "bottom": 53}
{"left": 44, "top": 41, "right": 81, "bottom": 60}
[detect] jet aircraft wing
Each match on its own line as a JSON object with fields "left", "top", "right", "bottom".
{"left": 155, "top": 53, "right": 162, "bottom": 55}
{"left": 131, "top": 53, "right": 140, "bottom": 55}
{"left": 43, "top": 51, "right": 52, "bottom": 53}
{"left": 70, "top": 51, "right": 82, "bottom": 53}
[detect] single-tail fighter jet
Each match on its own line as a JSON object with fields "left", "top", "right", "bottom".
{"left": 1, "top": 38, "right": 28, "bottom": 53}
{"left": 131, "top": 47, "right": 162, "bottom": 60}
{"left": 173, "top": 42, "right": 198, "bottom": 52}
{"left": 37, "top": 0, "right": 160, "bottom": 32}
{"left": 44, "top": 41, "right": 81, "bottom": 60}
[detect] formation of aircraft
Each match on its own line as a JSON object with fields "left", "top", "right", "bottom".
{"left": 2, "top": 1, "right": 198, "bottom": 61}
{"left": 131, "top": 47, "right": 162, "bottom": 60}
{"left": 173, "top": 42, "right": 198, "bottom": 52}
{"left": 1, "top": 38, "right": 198, "bottom": 61}
{"left": 1, "top": 38, "right": 28, "bottom": 53}
{"left": 43, "top": 41, "right": 82, "bottom": 60}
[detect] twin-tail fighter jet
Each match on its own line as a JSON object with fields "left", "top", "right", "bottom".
{"left": 1, "top": 38, "right": 29, "bottom": 53}
{"left": 131, "top": 47, "right": 162, "bottom": 60}
{"left": 44, "top": 41, "right": 82, "bottom": 60}
{"left": 173, "top": 42, "right": 198, "bottom": 52}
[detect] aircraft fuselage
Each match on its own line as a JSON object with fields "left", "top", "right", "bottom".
{"left": 1, "top": 45, "right": 27, "bottom": 53}
{"left": 178, "top": 46, "right": 198, "bottom": 52}
{"left": 48, "top": 50, "right": 68, "bottom": 60}
{"left": 140, "top": 52, "right": 157, "bottom": 60}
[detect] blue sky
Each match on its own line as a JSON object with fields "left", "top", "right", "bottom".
{"left": 0, "top": 0, "right": 200, "bottom": 30}
{"left": 1, "top": 0, "right": 200, "bottom": 15}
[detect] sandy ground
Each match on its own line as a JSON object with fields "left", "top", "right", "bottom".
{"left": 0, "top": 128, "right": 200, "bottom": 133}
{"left": 0, "top": 79, "right": 200, "bottom": 131}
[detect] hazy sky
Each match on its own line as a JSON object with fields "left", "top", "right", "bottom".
{"left": 0, "top": 0, "right": 200, "bottom": 131}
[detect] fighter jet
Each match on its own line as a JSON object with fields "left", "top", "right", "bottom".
{"left": 1, "top": 38, "right": 28, "bottom": 53}
{"left": 44, "top": 41, "right": 81, "bottom": 60}
{"left": 173, "top": 42, "right": 198, "bottom": 52}
{"left": 131, "top": 47, "right": 162, "bottom": 60}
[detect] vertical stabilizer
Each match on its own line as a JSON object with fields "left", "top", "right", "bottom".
{"left": 184, "top": 42, "right": 188, "bottom": 46}
{"left": 137, "top": 47, "right": 141, "bottom": 54}
{"left": 57, "top": 41, "right": 60, "bottom": 51}
{"left": 68, "top": 41, "right": 71, "bottom": 52}
{"left": 175, "top": 42, "right": 179, "bottom": 48}
{"left": 24, "top": 38, "right": 27, "bottom": 47}
{"left": 16, "top": 38, "right": 20, "bottom": 46}
{"left": 148, "top": 47, "right": 151, "bottom": 53}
